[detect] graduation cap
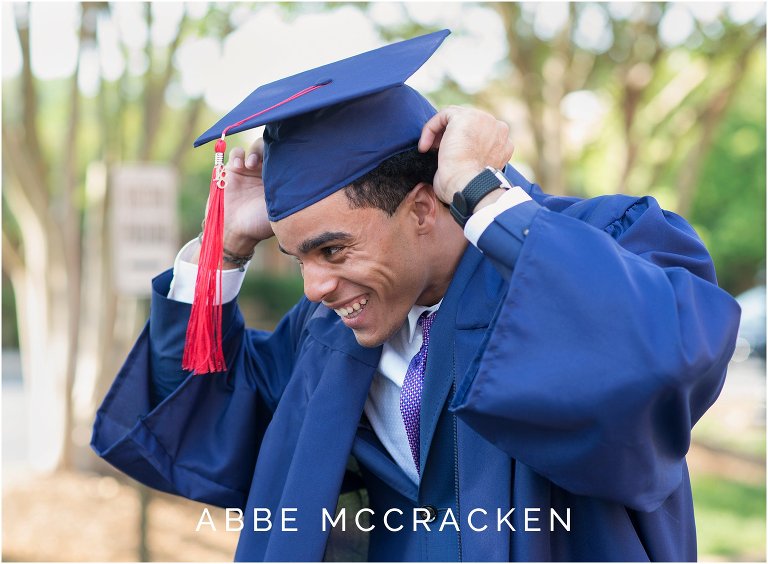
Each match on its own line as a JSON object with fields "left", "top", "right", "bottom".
{"left": 184, "top": 29, "right": 451, "bottom": 375}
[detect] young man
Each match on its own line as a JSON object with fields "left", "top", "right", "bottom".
{"left": 92, "top": 30, "right": 740, "bottom": 561}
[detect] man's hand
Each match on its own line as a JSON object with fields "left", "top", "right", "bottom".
{"left": 418, "top": 106, "right": 514, "bottom": 205}
{"left": 219, "top": 138, "right": 274, "bottom": 255}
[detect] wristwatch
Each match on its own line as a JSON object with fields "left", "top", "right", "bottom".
{"left": 450, "top": 167, "right": 506, "bottom": 227}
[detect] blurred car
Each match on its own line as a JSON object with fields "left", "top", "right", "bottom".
{"left": 731, "top": 285, "right": 766, "bottom": 361}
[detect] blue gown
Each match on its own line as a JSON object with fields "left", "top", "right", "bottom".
{"left": 91, "top": 167, "right": 740, "bottom": 561}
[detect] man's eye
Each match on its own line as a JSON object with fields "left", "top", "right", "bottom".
{"left": 322, "top": 246, "right": 343, "bottom": 258}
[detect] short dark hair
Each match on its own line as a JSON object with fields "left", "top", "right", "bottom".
{"left": 343, "top": 149, "right": 438, "bottom": 216}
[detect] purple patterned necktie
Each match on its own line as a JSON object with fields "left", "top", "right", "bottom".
{"left": 400, "top": 311, "right": 435, "bottom": 475}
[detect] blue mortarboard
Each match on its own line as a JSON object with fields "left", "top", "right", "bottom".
{"left": 195, "top": 29, "right": 450, "bottom": 220}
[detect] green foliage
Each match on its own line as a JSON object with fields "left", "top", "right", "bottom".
{"left": 689, "top": 50, "right": 766, "bottom": 295}
{"left": 692, "top": 474, "right": 766, "bottom": 559}
{"left": 240, "top": 272, "right": 305, "bottom": 325}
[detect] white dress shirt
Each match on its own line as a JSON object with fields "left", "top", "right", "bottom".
{"left": 167, "top": 180, "right": 529, "bottom": 485}
{"left": 362, "top": 300, "right": 441, "bottom": 485}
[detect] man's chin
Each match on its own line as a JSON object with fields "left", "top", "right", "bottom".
{"left": 351, "top": 329, "right": 386, "bottom": 349}
{"left": 350, "top": 322, "right": 403, "bottom": 349}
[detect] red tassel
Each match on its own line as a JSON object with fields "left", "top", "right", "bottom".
{"left": 180, "top": 82, "right": 332, "bottom": 374}
{"left": 183, "top": 138, "right": 228, "bottom": 374}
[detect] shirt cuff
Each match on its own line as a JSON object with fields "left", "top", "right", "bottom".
{"left": 464, "top": 183, "right": 532, "bottom": 246}
{"left": 167, "top": 238, "right": 249, "bottom": 305}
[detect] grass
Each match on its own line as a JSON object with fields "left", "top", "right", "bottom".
{"left": 692, "top": 473, "right": 766, "bottom": 560}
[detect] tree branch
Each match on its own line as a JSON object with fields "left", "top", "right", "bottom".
{"left": 171, "top": 96, "right": 204, "bottom": 170}
{"left": 170, "top": 6, "right": 234, "bottom": 169}
{"left": 1, "top": 227, "right": 25, "bottom": 279}
{"left": 2, "top": 129, "right": 62, "bottom": 283}
{"left": 142, "top": 11, "right": 189, "bottom": 160}
{"left": 61, "top": 3, "right": 88, "bottom": 214}
{"left": 675, "top": 26, "right": 766, "bottom": 215}
{"left": 617, "top": 5, "right": 666, "bottom": 193}
{"left": 139, "top": 2, "right": 155, "bottom": 158}
{"left": 2, "top": 128, "right": 51, "bottom": 220}
{"left": 14, "top": 3, "right": 49, "bottom": 200}
{"left": 495, "top": 3, "right": 547, "bottom": 184}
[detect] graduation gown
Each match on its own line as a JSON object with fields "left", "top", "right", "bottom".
{"left": 91, "top": 168, "right": 740, "bottom": 561}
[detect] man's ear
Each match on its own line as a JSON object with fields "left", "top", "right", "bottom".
{"left": 406, "top": 182, "right": 438, "bottom": 233}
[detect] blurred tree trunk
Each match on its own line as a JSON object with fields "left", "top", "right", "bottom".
{"left": 2, "top": 3, "right": 77, "bottom": 471}
{"left": 1, "top": 2, "right": 231, "bottom": 473}
{"left": 59, "top": 0, "right": 92, "bottom": 470}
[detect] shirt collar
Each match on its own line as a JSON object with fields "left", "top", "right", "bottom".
{"left": 405, "top": 300, "right": 442, "bottom": 343}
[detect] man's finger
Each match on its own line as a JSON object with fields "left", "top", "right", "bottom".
{"left": 247, "top": 138, "right": 265, "bottom": 162}
{"left": 248, "top": 137, "right": 265, "bottom": 157}
{"left": 245, "top": 138, "right": 265, "bottom": 172}
{"left": 418, "top": 130, "right": 444, "bottom": 153}
{"left": 228, "top": 147, "right": 245, "bottom": 169}
{"left": 418, "top": 109, "right": 453, "bottom": 152}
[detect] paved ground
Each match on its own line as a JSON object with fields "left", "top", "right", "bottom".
{"left": 3, "top": 471, "right": 238, "bottom": 562}
{"left": 690, "top": 357, "right": 766, "bottom": 484}
{"left": 2, "top": 351, "right": 26, "bottom": 481}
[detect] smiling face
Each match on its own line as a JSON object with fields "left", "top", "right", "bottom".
{"left": 272, "top": 189, "right": 436, "bottom": 348}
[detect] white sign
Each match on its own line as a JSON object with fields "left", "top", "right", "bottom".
{"left": 110, "top": 164, "right": 179, "bottom": 296}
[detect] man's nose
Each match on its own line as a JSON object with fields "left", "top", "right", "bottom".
{"left": 302, "top": 262, "right": 339, "bottom": 303}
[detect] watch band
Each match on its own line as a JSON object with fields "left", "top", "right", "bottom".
{"left": 450, "top": 168, "right": 504, "bottom": 227}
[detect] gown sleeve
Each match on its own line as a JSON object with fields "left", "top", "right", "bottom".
{"left": 91, "top": 269, "right": 314, "bottom": 509}
{"left": 451, "top": 193, "right": 741, "bottom": 512}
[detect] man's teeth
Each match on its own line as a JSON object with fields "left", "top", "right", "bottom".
{"left": 334, "top": 298, "right": 368, "bottom": 317}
